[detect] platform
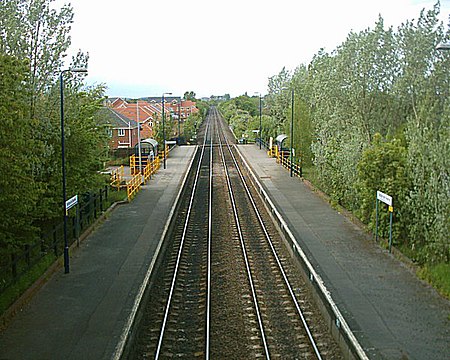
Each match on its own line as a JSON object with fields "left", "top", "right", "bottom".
{"left": 0, "top": 145, "right": 197, "bottom": 359}
{"left": 237, "top": 143, "right": 450, "bottom": 359}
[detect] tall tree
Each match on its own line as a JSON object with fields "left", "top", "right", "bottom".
{"left": 0, "top": 53, "right": 39, "bottom": 249}
{"left": 0, "top": 0, "right": 74, "bottom": 117}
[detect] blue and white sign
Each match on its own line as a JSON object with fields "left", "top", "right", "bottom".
{"left": 65, "top": 195, "right": 78, "bottom": 211}
{"left": 376, "top": 190, "right": 392, "bottom": 206}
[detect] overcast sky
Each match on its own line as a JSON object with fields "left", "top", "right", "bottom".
{"left": 57, "top": 0, "right": 450, "bottom": 98}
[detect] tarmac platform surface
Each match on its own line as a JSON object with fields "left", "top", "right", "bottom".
{"left": 237, "top": 144, "right": 449, "bottom": 359}
{"left": 0, "top": 145, "right": 196, "bottom": 359}
{"left": 0, "top": 142, "right": 449, "bottom": 359}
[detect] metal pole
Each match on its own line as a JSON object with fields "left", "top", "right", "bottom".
{"left": 178, "top": 102, "right": 181, "bottom": 144}
{"left": 375, "top": 198, "right": 379, "bottom": 243}
{"left": 290, "top": 89, "right": 294, "bottom": 177}
{"left": 59, "top": 67, "right": 87, "bottom": 275}
{"left": 259, "top": 95, "right": 262, "bottom": 149}
{"left": 161, "top": 92, "right": 172, "bottom": 168}
{"left": 137, "top": 100, "right": 142, "bottom": 173}
{"left": 388, "top": 210, "right": 393, "bottom": 253}
{"left": 162, "top": 94, "right": 166, "bottom": 169}
{"left": 60, "top": 71, "right": 69, "bottom": 274}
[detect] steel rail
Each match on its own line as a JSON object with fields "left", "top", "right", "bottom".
{"left": 221, "top": 121, "right": 323, "bottom": 359}
{"left": 215, "top": 115, "right": 271, "bottom": 360}
{"left": 205, "top": 117, "right": 213, "bottom": 359}
{"left": 155, "top": 121, "right": 212, "bottom": 359}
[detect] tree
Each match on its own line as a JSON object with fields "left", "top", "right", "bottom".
{"left": 0, "top": 53, "right": 40, "bottom": 249}
{"left": 183, "top": 91, "right": 196, "bottom": 101}
{"left": 0, "top": 0, "right": 74, "bottom": 117}
{"left": 356, "top": 134, "right": 409, "bottom": 242}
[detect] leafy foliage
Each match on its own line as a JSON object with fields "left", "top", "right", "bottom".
{"left": 356, "top": 134, "right": 409, "bottom": 242}
{"left": 220, "top": 3, "right": 449, "bottom": 266}
{"left": 0, "top": 54, "right": 39, "bottom": 249}
{"left": 0, "top": 1, "right": 110, "bottom": 248}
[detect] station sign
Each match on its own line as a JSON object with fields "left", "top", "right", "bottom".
{"left": 65, "top": 195, "right": 78, "bottom": 212}
{"left": 377, "top": 190, "right": 392, "bottom": 206}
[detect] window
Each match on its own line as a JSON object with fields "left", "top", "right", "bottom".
{"left": 118, "top": 128, "right": 125, "bottom": 137}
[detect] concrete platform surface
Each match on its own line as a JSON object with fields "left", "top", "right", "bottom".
{"left": 237, "top": 144, "right": 450, "bottom": 360}
{"left": 0, "top": 145, "right": 196, "bottom": 360}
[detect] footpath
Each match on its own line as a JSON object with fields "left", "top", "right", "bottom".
{"left": 0, "top": 145, "right": 196, "bottom": 360}
{"left": 237, "top": 144, "right": 450, "bottom": 359}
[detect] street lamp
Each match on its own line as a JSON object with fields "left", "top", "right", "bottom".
{"left": 136, "top": 99, "right": 142, "bottom": 174}
{"left": 60, "top": 67, "right": 88, "bottom": 274}
{"left": 161, "top": 92, "right": 172, "bottom": 169}
{"left": 178, "top": 102, "right": 181, "bottom": 144}
{"left": 254, "top": 92, "right": 262, "bottom": 149}
{"left": 290, "top": 89, "right": 294, "bottom": 177}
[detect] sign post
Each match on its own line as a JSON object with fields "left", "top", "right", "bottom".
{"left": 65, "top": 195, "right": 78, "bottom": 215}
{"left": 375, "top": 191, "right": 394, "bottom": 253}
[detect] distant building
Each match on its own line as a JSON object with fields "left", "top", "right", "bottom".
{"left": 104, "top": 96, "right": 199, "bottom": 146}
{"left": 98, "top": 107, "right": 139, "bottom": 150}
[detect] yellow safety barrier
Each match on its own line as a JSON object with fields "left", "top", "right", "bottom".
{"left": 268, "top": 145, "right": 277, "bottom": 158}
{"left": 130, "top": 155, "right": 137, "bottom": 175}
{"left": 276, "top": 149, "right": 302, "bottom": 177}
{"left": 127, "top": 145, "right": 168, "bottom": 201}
{"left": 276, "top": 150, "right": 290, "bottom": 164}
{"left": 143, "top": 156, "right": 160, "bottom": 182}
{"left": 127, "top": 173, "right": 142, "bottom": 201}
{"left": 158, "top": 145, "right": 169, "bottom": 162}
{"left": 110, "top": 165, "right": 124, "bottom": 190}
{"left": 130, "top": 154, "right": 150, "bottom": 175}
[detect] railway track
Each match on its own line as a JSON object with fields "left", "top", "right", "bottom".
{"left": 129, "top": 108, "right": 343, "bottom": 359}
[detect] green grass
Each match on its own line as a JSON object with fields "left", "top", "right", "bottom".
{"left": 107, "top": 157, "right": 130, "bottom": 167}
{"left": 107, "top": 189, "right": 127, "bottom": 204}
{"left": 418, "top": 263, "right": 450, "bottom": 299}
{"left": 0, "top": 254, "right": 56, "bottom": 316}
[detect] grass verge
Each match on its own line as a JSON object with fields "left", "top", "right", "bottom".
{"left": 417, "top": 263, "right": 450, "bottom": 300}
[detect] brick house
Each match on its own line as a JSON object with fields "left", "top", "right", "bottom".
{"left": 104, "top": 97, "right": 199, "bottom": 149}
{"left": 100, "top": 107, "right": 139, "bottom": 150}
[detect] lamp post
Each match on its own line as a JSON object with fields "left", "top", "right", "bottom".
{"left": 60, "top": 67, "right": 88, "bottom": 274}
{"left": 290, "top": 89, "right": 294, "bottom": 177}
{"left": 162, "top": 92, "right": 172, "bottom": 169}
{"left": 137, "top": 99, "right": 142, "bottom": 173}
{"left": 254, "top": 92, "right": 262, "bottom": 149}
{"left": 178, "top": 102, "right": 181, "bottom": 144}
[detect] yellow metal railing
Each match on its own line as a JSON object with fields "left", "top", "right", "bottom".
{"left": 268, "top": 145, "right": 277, "bottom": 158}
{"left": 143, "top": 156, "right": 160, "bottom": 182}
{"left": 110, "top": 165, "right": 124, "bottom": 190}
{"left": 130, "top": 154, "right": 150, "bottom": 175}
{"left": 158, "top": 145, "right": 169, "bottom": 162}
{"left": 127, "top": 173, "right": 142, "bottom": 201}
{"left": 130, "top": 155, "right": 136, "bottom": 175}
{"left": 276, "top": 149, "right": 302, "bottom": 177}
{"left": 126, "top": 145, "right": 169, "bottom": 201}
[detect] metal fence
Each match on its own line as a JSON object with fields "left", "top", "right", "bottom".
{"left": 0, "top": 186, "right": 109, "bottom": 296}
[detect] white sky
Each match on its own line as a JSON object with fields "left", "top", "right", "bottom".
{"left": 58, "top": 0, "right": 450, "bottom": 98}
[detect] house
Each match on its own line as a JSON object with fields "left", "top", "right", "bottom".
{"left": 99, "top": 107, "right": 139, "bottom": 151}
{"left": 103, "top": 96, "right": 199, "bottom": 147}
{"left": 169, "top": 99, "right": 199, "bottom": 122}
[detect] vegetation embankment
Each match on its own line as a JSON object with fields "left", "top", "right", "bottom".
{"left": 219, "top": 3, "right": 449, "bottom": 298}
{"left": 0, "top": 1, "right": 209, "bottom": 316}
{"left": 0, "top": 0, "right": 117, "bottom": 315}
